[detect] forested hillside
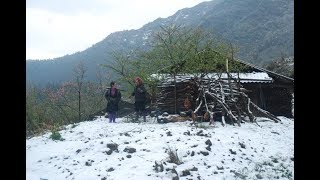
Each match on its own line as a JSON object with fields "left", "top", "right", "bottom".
{"left": 26, "top": 0, "right": 293, "bottom": 86}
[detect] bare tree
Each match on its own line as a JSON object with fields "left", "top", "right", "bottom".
{"left": 151, "top": 24, "right": 229, "bottom": 113}
{"left": 73, "top": 61, "right": 87, "bottom": 122}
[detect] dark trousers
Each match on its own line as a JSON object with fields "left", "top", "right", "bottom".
{"left": 134, "top": 101, "right": 146, "bottom": 121}
{"left": 108, "top": 112, "right": 116, "bottom": 123}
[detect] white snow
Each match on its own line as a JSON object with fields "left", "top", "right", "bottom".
{"left": 150, "top": 72, "right": 273, "bottom": 84}
{"left": 27, "top": 116, "right": 294, "bottom": 180}
{"left": 142, "top": 32, "right": 151, "bottom": 40}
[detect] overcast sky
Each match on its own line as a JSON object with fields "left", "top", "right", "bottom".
{"left": 26, "top": 0, "right": 211, "bottom": 60}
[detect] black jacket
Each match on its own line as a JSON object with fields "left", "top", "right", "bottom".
{"left": 131, "top": 85, "right": 147, "bottom": 103}
{"left": 105, "top": 88, "right": 121, "bottom": 112}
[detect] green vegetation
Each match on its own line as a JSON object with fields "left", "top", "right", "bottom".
{"left": 26, "top": 62, "right": 109, "bottom": 138}
{"left": 50, "top": 131, "right": 63, "bottom": 141}
{"left": 103, "top": 25, "right": 247, "bottom": 113}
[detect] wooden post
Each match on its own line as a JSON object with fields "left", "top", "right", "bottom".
{"left": 226, "top": 58, "right": 229, "bottom": 72}
{"left": 291, "top": 92, "right": 294, "bottom": 118}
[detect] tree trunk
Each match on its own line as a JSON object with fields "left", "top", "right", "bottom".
{"left": 78, "top": 91, "right": 81, "bottom": 122}
{"left": 174, "top": 74, "right": 177, "bottom": 114}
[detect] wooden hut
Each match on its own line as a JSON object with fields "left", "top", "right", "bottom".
{"left": 153, "top": 60, "right": 294, "bottom": 118}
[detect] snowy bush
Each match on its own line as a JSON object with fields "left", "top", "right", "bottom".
{"left": 166, "top": 147, "right": 182, "bottom": 165}
{"left": 50, "top": 130, "right": 63, "bottom": 141}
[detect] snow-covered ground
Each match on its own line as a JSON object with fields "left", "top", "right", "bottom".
{"left": 26, "top": 116, "right": 294, "bottom": 180}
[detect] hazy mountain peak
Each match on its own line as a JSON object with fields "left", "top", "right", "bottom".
{"left": 27, "top": 0, "right": 293, "bottom": 86}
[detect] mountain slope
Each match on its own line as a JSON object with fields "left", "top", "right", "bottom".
{"left": 26, "top": 0, "right": 293, "bottom": 86}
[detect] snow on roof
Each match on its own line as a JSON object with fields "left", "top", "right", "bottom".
{"left": 150, "top": 72, "right": 273, "bottom": 84}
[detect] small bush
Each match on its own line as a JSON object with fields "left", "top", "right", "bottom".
{"left": 167, "top": 147, "right": 182, "bottom": 165}
{"left": 50, "top": 131, "right": 63, "bottom": 141}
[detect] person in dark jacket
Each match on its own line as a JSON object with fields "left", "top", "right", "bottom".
{"left": 131, "top": 77, "right": 147, "bottom": 122}
{"left": 105, "top": 81, "right": 121, "bottom": 123}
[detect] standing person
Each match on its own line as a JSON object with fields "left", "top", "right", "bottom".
{"left": 131, "top": 77, "right": 147, "bottom": 122}
{"left": 105, "top": 81, "right": 121, "bottom": 123}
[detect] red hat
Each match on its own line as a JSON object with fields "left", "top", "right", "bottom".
{"left": 135, "top": 77, "right": 143, "bottom": 85}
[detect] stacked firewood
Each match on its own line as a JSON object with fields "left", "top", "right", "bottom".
{"left": 192, "top": 73, "right": 281, "bottom": 126}
{"left": 156, "top": 73, "right": 281, "bottom": 126}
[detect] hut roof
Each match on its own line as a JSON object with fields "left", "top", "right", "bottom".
{"left": 234, "top": 59, "right": 294, "bottom": 84}
{"left": 151, "top": 72, "right": 273, "bottom": 84}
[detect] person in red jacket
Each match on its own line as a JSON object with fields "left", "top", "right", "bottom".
{"left": 131, "top": 77, "right": 148, "bottom": 122}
